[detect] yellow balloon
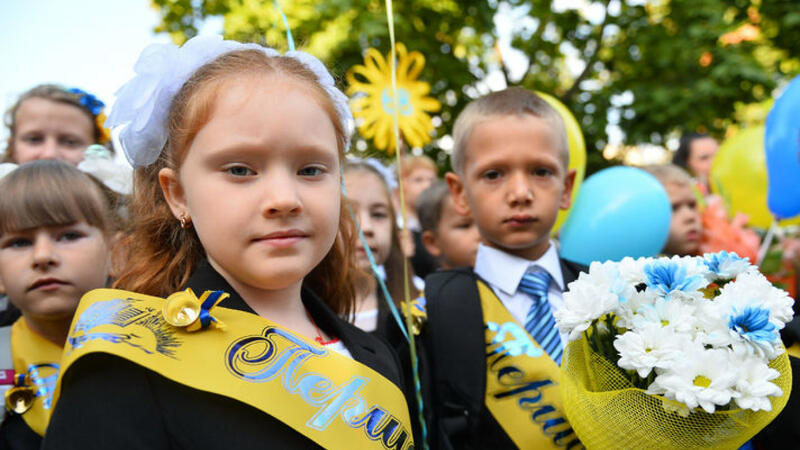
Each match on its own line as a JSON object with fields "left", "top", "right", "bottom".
{"left": 537, "top": 92, "right": 587, "bottom": 234}
{"left": 711, "top": 126, "right": 780, "bottom": 229}
{"left": 781, "top": 216, "right": 800, "bottom": 226}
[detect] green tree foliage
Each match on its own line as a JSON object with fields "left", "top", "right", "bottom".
{"left": 150, "top": 0, "right": 799, "bottom": 174}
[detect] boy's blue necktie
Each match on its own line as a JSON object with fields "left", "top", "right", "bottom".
{"left": 518, "top": 271, "right": 563, "bottom": 365}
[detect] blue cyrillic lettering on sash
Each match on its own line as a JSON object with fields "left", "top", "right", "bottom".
{"left": 350, "top": 407, "right": 413, "bottom": 450}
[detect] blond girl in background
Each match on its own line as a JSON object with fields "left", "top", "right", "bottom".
{"left": 0, "top": 161, "right": 116, "bottom": 449}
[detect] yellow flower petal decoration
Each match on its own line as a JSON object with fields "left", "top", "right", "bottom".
{"left": 347, "top": 43, "right": 441, "bottom": 154}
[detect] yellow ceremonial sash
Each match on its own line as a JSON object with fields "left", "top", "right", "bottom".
{"left": 10, "top": 318, "right": 62, "bottom": 436}
{"left": 53, "top": 289, "right": 415, "bottom": 450}
{"left": 479, "top": 281, "right": 581, "bottom": 449}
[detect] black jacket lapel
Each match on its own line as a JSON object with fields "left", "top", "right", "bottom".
{"left": 559, "top": 258, "right": 588, "bottom": 288}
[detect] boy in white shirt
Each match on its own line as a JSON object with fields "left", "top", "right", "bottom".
{"left": 421, "top": 87, "right": 586, "bottom": 450}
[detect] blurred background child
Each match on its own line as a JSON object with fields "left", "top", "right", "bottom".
{"left": 347, "top": 160, "right": 430, "bottom": 445}
{"left": 2, "top": 84, "right": 112, "bottom": 165}
{"left": 672, "top": 132, "right": 718, "bottom": 196}
{"left": 0, "top": 145, "right": 130, "bottom": 328}
{"left": 0, "top": 85, "right": 122, "bottom": 333}
{"left": 417, "top": 180, "right": 481, "bottom": 270}
{"left": 344, "top": 159, "right": 420, "bottom": 334}
{"left": 397, "top": 155, "right": 439, "bottom": 279}
{"left": 0, "top": 160, "right": 115, "bottom": 449}
{"left": 642, "top": 164, "right": 702, "bottom": 256}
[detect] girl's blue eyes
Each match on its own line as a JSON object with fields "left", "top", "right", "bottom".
{"left": 61, "top": 138, "right": 83, "bottom": 148}
{"left": 2, "top": 231, "right": 83, "bottom": 249}
{"left": 224, "top": 166, "right": 326, "bottom": 177}
{"left": 22, "top": 135, "right": 43, "bottom": 144}
{"left": 20, "top": 134, "right": 85, "bottom": 147}
{"left": 298, "top": 166, "right": 325, "bottom": 177}
{"left": 5, "top": 238, "right": 31, "bottom": 248}
{"left": 226, "top": 166, "right": 255, "bottom": 177}
{"left": 60, "top": 232, "right": 83, "bottom": 241}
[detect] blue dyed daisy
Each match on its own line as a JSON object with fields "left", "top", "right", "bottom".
{"left": 728, "top": 306, "right": 778, "bottom": 350}
{"left": 703, "top": 251, "right": 752, "bottom": 279}
{"left": 643, "top": 260, "right": 707, "bottom": 299}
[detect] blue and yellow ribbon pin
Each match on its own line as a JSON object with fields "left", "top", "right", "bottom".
{"left": 163, "top": 288, "right": 228, "bottom": 332}
{"left": 401, "top": 296, "right": 428, "bottom": 335}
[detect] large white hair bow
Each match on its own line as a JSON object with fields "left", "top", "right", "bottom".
{"left": 106, "top": 35, "right": 353, "bottom": 168}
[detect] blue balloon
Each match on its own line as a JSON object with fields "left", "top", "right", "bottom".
{"left": 560, "top": 166, "right": 671, "bottom": 265}
{"left": 765, "top": 75, "right": 800, "bottom": 219}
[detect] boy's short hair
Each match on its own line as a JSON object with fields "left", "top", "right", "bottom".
{"left": 641, "top": 164, "right": 694, "bottom": 188}
{"left": 416, "top": 180, "right": 450, "bottom": 233}
{"left": 450, "top": 87, "right": 569, "bottom": 174}
{"left": 400, "top": 155, "right": 437, "bottom": 178}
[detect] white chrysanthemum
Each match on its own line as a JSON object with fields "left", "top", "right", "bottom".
{"left": 731, "top": 352, "right": 782, "bottom": 412}
{"left": 583, "top": 260, "right": 631, "bottom": 291}
{"left": 614, "top": 290, "right": 658, "bottom": 329}
{"left": 678, "top": 255, "right": 714, "bottom": 280}
{"left": 693, "top": 300, "right": 735, "bottom": 347}
{"left": 617, "top": 256, "right": 653, "bottom": 285}
{"left": 720, "top": 271, "right": 794, "bottom": 328}
{"left": 557, "top": 280, "right": 618, "bottom": 341}
{"left": 695, "top": 298, "right": 782, "bottom": 359}
{"left": 559, "top": 262, "right": 635, "bottom": 341}
{"left": 630, "top": 297, "right": 697, "bottom": 334}
{"left": 614, "top": 325, "right": 685, "bottom": 377}
{"left": 702, "top": 251, "right": 756, "bottom": 281}
{"left": 647, "top": 345, "right": 738, "bottom": 414}
{"left": 642, "top": 255, "right": 709, "bottom": 302}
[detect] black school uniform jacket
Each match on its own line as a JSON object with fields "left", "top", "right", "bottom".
{"left": 0, "top": 414, "right": 40, "bottom": 450}
{"left": 421, "top": 258, "right": 587, "bottom": 450}
{"left": 42, "top": 261, "right": 407, "bottom": 450}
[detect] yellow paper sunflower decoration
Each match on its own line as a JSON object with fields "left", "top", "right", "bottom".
{"left": 347, "top": 43, "right": 441, "bottom": 153}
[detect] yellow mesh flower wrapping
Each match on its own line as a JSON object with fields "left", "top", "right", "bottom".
{"left": 561, "top": 339, "right": 791, "bottom": 449}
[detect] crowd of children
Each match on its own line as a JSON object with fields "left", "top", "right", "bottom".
{"left": 0, "top": 34, "right": 796, "bottom": 450}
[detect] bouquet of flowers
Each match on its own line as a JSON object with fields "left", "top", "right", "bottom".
{"left": 554, "top": 251, "right": 793, "bottom": 449}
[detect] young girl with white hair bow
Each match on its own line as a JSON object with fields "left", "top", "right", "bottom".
{"left": 43, "top": 36, "right": 414, "bottom": 450}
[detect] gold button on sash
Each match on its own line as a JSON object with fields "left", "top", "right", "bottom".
{"left": 163, "top": 290, "right": 201, "bottom": 327}
{"left": 5, "top": 386, "right": 34, "bottom": 415}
